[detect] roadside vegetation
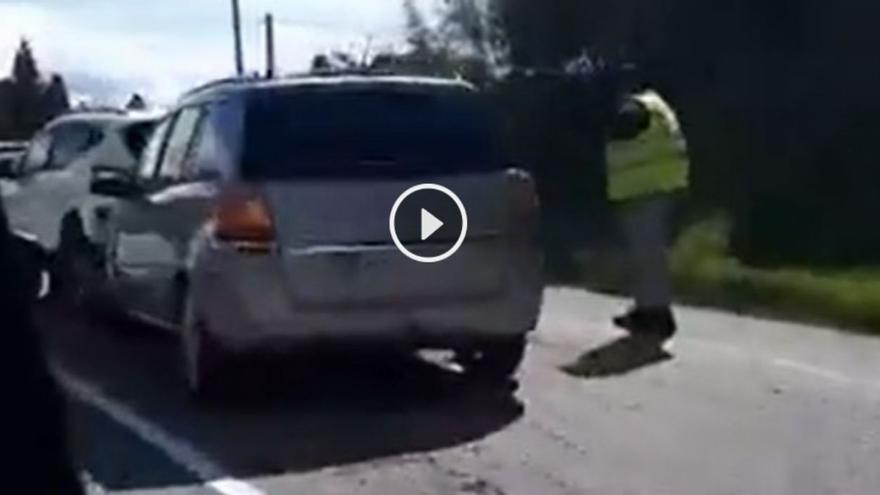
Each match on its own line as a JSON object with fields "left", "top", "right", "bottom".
{"left": 675, "top": 218, "right": 880, "bottom": 333}
{"left": 580, "top": 212, "right": 880, "bottom": 335}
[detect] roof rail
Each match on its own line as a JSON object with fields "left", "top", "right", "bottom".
{"left": 67, "top": 107, "right": 128, "bottom": 115}
{"left": 299, "top": 67, "right": 407, "bottom": 78}
{"left": 179, "top": 76, "right": 259, "bottom": 100}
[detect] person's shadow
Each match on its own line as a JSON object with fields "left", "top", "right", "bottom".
{"left": 560, "top": 335, "right": 674, "bottom": 379}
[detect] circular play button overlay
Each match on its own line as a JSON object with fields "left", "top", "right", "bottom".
{"left": 389, "top": 183, "right": 468, "bottom": 263}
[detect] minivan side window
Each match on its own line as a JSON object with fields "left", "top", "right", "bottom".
{"left": 187, "top": 100, "right": 240, "bottom": 181}
{"left": 158, "top": 107, "right": 203, "bottom": 182}
{"left": 138, "top": 118, "right": 172, "bottom": 180}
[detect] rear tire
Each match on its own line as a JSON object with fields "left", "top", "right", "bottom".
{"left": 181, "top": 294, "right": 225, "bottom": 403}
{"left": 53, "top": 214, "right": 123, "bottom": 324}
{"left": 458, "top": 336, "right": 527, "bottom": 384}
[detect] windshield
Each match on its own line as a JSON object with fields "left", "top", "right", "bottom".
{"left": 243, "top": 86, "right": 499, "bottom": 179}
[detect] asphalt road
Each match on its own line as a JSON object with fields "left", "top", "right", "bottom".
{"left": 40, "top": 288, "right": 880, "bottom": 495}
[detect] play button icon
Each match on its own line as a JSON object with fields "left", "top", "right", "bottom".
{"left": 421, "top": 209, "right": 444, "bottom": 240}
{"left": 390, "top": 184, "right": 468, "bottom": 263}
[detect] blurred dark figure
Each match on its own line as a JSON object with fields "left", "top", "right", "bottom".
{"left": 495, "top": 68, "right": 616, "bottom": 280}
{"left": 606, "top": 87, "right": 690, "bottom": 340}
{"left": 0, "top": 203, "right": 83, "bottom": 493}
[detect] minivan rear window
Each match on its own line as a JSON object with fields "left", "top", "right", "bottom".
{"left": 242, "top": 85, "right": 499, "bottom": 179}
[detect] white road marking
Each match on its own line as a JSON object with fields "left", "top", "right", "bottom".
{"left": 57, "top": 368, "right": 268, "bottom": 495}
{"left": 771, "top": 358, "right": 856, "bottom": 385}
{"left": 683, "top": 338, "right": 751, "bottom": 359}
{"left": 685, "top": 337, "right": 878, "bottom": 389}
{"left": 208, "top": 479, "right": 268, "bottom": 495}
{"left": 537, "top": 324, "right": 876, "bottom": 391}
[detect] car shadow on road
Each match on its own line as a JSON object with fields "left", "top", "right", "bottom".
{"left": 560, "top": 335, "right": 673, "bottom": 379}
{"left": 40, "top": 307, "right": 524, "bottom": 492}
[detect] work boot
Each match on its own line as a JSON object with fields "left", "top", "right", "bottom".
{"left": 613, "top": 306, "right": 677, "bottom": 340}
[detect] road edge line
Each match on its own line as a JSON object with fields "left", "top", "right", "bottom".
{"left": 56, "top": 367, "right": 267, "bottom": 495}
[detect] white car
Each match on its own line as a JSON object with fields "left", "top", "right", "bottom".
{"left": 2, "top": 112, "right": 157, "bottom": 297}
{"left": 3, "top": 112, "right": 157, "bottom": 250}
{"left": 78, "top": 76, "right": 544, "bottom": 399}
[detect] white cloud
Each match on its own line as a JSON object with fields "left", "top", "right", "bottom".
{"left": 0, "top": 0, "right": 436, "bottom": 105}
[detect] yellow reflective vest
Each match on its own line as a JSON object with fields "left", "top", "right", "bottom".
{"left": 606, "top": 91, "right": 690, "bottom": 202}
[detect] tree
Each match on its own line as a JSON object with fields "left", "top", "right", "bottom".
{"left": 393, "top": 1, "right": 496, "bottom": 84}
{"left": 9, "top": 40, "right": 43, "bottom": 138}
{"left": 398, "top": 1, "right": 615, "bottom": 277}
{"left": 11, "top": 39, "right": 40, "bottom": 86}
{"left": 43, "top": 74, "right": 71, "bottom": 118}
{"left": 310, "top": 54, "right": 332, "bottom": 73}
{"left": 439, "top": 0, "right": 880, "bottom": 265}
{"left": 0, "top": 41, "right": 71, "bottom": 140}
{"left": 0, "top": 80, "right": 13, "bottom": 138}
{"left": 309, "top": 51, "right": 363, "bottom": 74}
{"left": 403, "top": 0, "right": 436, "bottom": 57}
{"left": 125, "top": 93, "right": 146, "bottom": 110}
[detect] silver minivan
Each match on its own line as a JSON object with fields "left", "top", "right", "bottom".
{"left": 82, "top": 76, "right": 544, "bottom": 398}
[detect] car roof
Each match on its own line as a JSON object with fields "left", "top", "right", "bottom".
{"left": 45, "top": 111, "right": 160, "bottom": 131}
{"left": 179, "top": 75, "right": 477, "bottom": 107}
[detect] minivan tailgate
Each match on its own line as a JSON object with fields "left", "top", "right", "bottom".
{"left": 263, "top": 173, "right": 510, "bottom": 306}
{"left": 279, "top": 241, "right": 505, "bottom": 306}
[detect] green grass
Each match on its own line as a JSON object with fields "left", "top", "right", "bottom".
{"left": 580, "top": 217, "right": 880, "bottom": 334}
{"left": 669, "top": 218, "right": 880, "bottom": 332}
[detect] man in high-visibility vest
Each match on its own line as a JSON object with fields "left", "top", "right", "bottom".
{"left": 606, "top": 89, "right": 690, "bottom": 340}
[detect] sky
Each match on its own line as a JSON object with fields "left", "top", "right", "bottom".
{"left": 0, "top": 0, "right": 436, "bottom": 106}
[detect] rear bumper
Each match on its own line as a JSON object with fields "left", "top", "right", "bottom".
{"left": 189, "top": 244, "right": 543, "bottom": 353}
{"left": 205, "top": 295, "right": 540, "bottom": 353}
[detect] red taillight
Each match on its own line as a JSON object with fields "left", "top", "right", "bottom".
{"left": 213, "top": 186, "right": 275, "bottom": 251}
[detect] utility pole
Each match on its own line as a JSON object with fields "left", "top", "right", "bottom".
{"left": 264, "top": 13, "right": 276, "bottom": 79}
{"left": 231, "top": 0, "right": 244, "bottom": 76}
{"left": 360, "top": 34, "right": 374, "bottom": 68}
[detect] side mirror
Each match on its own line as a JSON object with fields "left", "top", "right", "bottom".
{"left": 90, "top": 165, "right": 143, "bottom": 198}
